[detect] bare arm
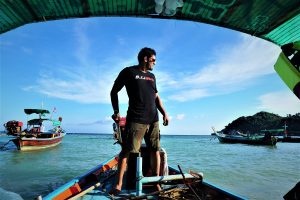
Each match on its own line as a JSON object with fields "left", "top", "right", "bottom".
{"left": 110, "top": 84, "right": 120, "bottom": 114}
{"left": 110, "top": 82, "right": 123, "bottom": 121}
{"left": 155, "top": 93, "right": 169, "bottom": 126}
{"left": 111, "top": 68, "right": 127, "bottom": 117}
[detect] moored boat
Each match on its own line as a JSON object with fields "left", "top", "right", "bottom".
{"left": 12, "top": 132, "right": 66, "bottom": 151}
{"left": 261, "top": 124, "right": 300, "bottom": 143}
{"left": 215, "top": 132, "right": 277, "bottom": 146}
{"left": 4, "top": 108, "right": 66, "bottom": 151}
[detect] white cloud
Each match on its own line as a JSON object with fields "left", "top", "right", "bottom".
{"left": 176, "top": 114, "right": 185, "bottom": 120}
{"left": 155, "top": 70, "right": 179, "bottom": 92}
{"left": 169, "top": 89, "right": 209, "bottom": 102}
{"left": 74, "top": 20, "right": 91, "bottom": 67}
{"left": 24, "top": 64, "right": 129, "bottom": 104}
{"left": 22, "top": 23, "right": 281, "bottom": 105}
{"left": 21, "top": 19, "right": 176, "bottom": 105}
{"left": 23, "top": 21, "right": 130, "bottom": 104}
{"left": 166, "top": 34, "right": 281, "bottom": 102}
{"left": 257, "top": 91, "right": 300, "bottom": 116}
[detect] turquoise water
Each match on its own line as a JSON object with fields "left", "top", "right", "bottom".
{"left": 0, "top": 134, "right": 299, "bottom": 200}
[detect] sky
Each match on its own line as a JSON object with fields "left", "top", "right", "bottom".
{"left": 0, "top": 17, "right": 299, "bottom": 135}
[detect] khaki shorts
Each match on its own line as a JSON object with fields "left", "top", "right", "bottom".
{"left": 122, "top": 121, "right": 160, "bottom": 154}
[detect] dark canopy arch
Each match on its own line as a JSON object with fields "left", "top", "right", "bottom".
{"left": 0, "top": 0, "right": 299, "bottom": 46}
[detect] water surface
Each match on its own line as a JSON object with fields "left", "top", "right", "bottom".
{"left": 0, "top": 134, "right": 299, "bottom": 200}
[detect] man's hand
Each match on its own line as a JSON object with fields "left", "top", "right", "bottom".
{"left": 111, "top": 112, "right": 120, "bottom": 123}
{"left": 163, "top": 114, "right": 169, "bottom": 126}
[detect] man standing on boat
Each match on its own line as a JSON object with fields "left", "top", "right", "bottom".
{"left": 110, "top": 47, "right": 169, "bottom": 193}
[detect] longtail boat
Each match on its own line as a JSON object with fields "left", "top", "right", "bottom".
{"left": 42, "top": 149, "right": 245, "bottom": 200}
{"left": 5, "top": 109, "right": 66, "bottom": 151}
{"left": 12, "top": 131, "right": 66, "bottom": 151}
{"left": 41, "top": 119, "right": 245, "bottom": 199}
{"left": 215, "top": 132, "right": 277, "bottom": 146}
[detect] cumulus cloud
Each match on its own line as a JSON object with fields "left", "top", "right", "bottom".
{"left": 257, "top": 91, "right": 300, "bottom": 116}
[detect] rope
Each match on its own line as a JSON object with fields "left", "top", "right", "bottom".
{"left": 0, "top": 139, "right": 13, "bottom": 151}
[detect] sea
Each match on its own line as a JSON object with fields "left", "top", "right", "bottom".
{"left": 0, "top": 133, "right": 299, "bottom": 200}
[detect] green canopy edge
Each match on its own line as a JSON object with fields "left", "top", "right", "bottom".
{"left": 1, "top": 0, "right": 300, "bottom": 46}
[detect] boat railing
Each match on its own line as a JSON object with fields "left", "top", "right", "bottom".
{"left": 135, "top": 154, "right": 199, "bottom": 196}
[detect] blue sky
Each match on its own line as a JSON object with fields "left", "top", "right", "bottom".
{"left": 1, "top": 17, "right": 299, "bottom": 135}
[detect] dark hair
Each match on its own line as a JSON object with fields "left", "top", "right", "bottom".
{"left": 138, "top": 47, "right": 156, "bottom": 63}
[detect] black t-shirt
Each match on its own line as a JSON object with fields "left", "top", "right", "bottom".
{"left": 114, "top": 66, "right": 159, "bottom": 124}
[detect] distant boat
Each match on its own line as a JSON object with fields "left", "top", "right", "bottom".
{"left": 277, "top": 136, "right": 300, "bottom": 143}
{"left": 4, "top": 109, "right": 66, "bottom": 151}
{"left": 215, "top": 132, "right": 277, "bottom": 146}
{"left": 261, "top": 125, "right": 300, "bottom": 143}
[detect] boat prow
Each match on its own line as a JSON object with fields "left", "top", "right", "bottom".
{"left": 42, "top": 147, "right": 246, "bottom": 200}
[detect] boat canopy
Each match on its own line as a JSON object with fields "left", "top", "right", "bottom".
{"left": 27, "top": 118, "right": 61, "bottom": 126}
{"left": 27, "top": 118, "right": 49, "bottom": 125}
{"left": 24, "top": 109, "right": 50, "bottom": 115}
{"left": 0, "top": 0, "right": 299, "bottom": 46}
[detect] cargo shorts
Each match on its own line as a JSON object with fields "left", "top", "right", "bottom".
{"left": 122, "top": 121, "right": 160, "bottom": 154}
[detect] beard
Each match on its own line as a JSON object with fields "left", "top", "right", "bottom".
{"left": 146, "top": 62, "right": 153, "bottom": 71}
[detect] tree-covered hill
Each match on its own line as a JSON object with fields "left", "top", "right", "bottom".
{"left": 222, "top": 112, "right": 300, "bottom": 135}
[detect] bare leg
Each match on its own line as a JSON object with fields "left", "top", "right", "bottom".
{"left": 150, "top": 150, "right": 161, "bottom": 190}
{"left": 115, "top": 152, "right": 129, "bottom": 191}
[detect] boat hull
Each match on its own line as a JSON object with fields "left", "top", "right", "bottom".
{"left": 216, "top": 134, "right": 277, "bottom": 145}
{"left": 12, "top": 133, "right": 65, "bottom": 151}
{"left": 43, "top": 151, "right": 245, "bottom": 200}
{"left": 277, "top": 136, "right": 300, "bottom": 143}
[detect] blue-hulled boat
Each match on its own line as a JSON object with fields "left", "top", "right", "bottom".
{"left": 42, "top": 147, "right": 246, "bottom": 200}
{"left": 41, "top": 121, "right": 245, "bottom": 200}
